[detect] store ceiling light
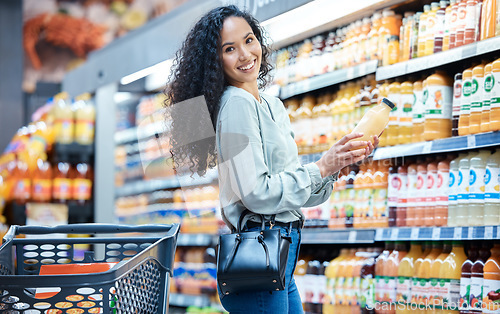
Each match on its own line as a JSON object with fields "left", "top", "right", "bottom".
{"left": 120, "top": 59, "right": 173, "bottom": 85}
{"left": 262, "top": 0, "right": 381, "bottom": 47}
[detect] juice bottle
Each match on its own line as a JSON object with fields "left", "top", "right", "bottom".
{"left": 425, "top": 2, "right": 439, "bottom": 55}
{"left": 490, "top": 58, "right": 500, "bottom": 131}
{"left": 464, "top": 0, "right": 478, "bottom": 45}
{"left": 410, "top": 242, "right": 431, "bottom": 313}
{"left": 468, "top": 150, "right": 491, "bottom": 226}
{"left": 388, "top": 162, "right": 399, "bottom": 228}
{"left": 449, "top": 0, "right": 459, "bottom": 48}
{"left": 325, "top": 249, "right": 347, "bottom": 313}
{"left": 387, "top": 83, "right": 401, "bottom": 146}
{"left": 482, "top": 243, "right": 500, "bottom": 314}
{"left": 378, "top": 82, "right": 391, "bottom": 147}
{"left": 402, "top": 14, "right": 413, "bottom": 61}
{"left": 397, "top": 242, "right": 422, "bottom": 314}
{"left": 439, "top": 241, "right": 467, "bottom": 313}
{"left": 295, "top": 253, "right": 312, "bottom": 307}
{"left": 448, "top": 153, "right": 466, "bottom": 227}
{"left": 399, "top": 81, "right": 414, "bottom": 144}
{"left": 459, "top": 68, "right": 473, "bottom": 136}
{"left": 452, "top": 73, "right": 463, "bottom": 137}
{"left": 456, "top": 0, "right": 468, "bottom": 47}
{"left": 418, "top": 5, "right": 431, "bottom": 57}
{"left": 424, "top": 71, "right": 453, "bottom": 141}
{"left": 295, "top": 95, "right": 314, "bottom": 154}
{"left": 12, "top": 153, "right": 31, "bottom": 205}
{"left": 53, "top": 92, "right": 74, "bottom": 144}
{"left": 361, "top": 249, "right": 380, "bottom": 314}
{"left": 74, "top": 93, "right": 96, "bottom": 145}
{"left": 415, "top": 161, "right": 427, "bottom": 227}
{"left": 469, "top": 63, "right": 485, "bottom": 134}
{"left": 443, "top": 0, "right": 454, "bottom": 51}
{"left": 369, "top": 12, "right": 383, "bottom": 61}
{"left": 426, "top": 161, "right": 438, "bottom": 227}
{"left": 417, "top": 242, "right": 443, "bottom": 311}
{"left": 429, "top": 241, "right": 452, "bottom": 311}
{"left": 345, "top": 166, "right": 357, "bottom": 228}
{"left": 32, "top": 153, "right": 52, "bottom": 203}
{"left": 480, "top": 0, "right": 497, "bottom": 40}
{"left": 386, "top": 242, "right": 408, "bottom": 314}
{"left": 434, "top": 1, "right": 447, "bottom": 53}
{"left": 396, "top": 164, "right": 408, "bottom": 227}
{"left": 412, "top": 80, "right": 425, "bottom": 143}
{"left": 457, "top": 152, "right": 477, "bottom": 225}
{"left": 52, "top": 155, "right": 73, "bottom": 204}
{"left": 72, "top": 157, "right": 93, "bottom": 206}
{"left": 350, "top": 98, "right": 396, "bottom": 148}
{"left": 375, "top": 243, "right": 391, "bottom": 312}
{"left": 460, "top": 242, "right": 479, "bottom": 312}
{"left": 484, "top": 151, "right": 500, "bottom": 225}
{"left": 411, "top": 12, "right": 421, "bottom": 59}
{"left": 435, "top": 158, "right": 450, "bottom": 226}
{"left": 470, "top": 243, "right": 492, "bottom": 312}
{"left": 373, "top": 160, "right": 389, "bottom": 229}
{"left": 406, "top": 162, "right": 418, "bottom": 227}
{"left": 481, "top": 63, "right": 494, "bottom": 133}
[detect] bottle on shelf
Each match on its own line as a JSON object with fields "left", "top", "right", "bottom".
{"left": 386, "top": 241, "right": 408, "bottom": 314}
{"left": 52, "top": 92, "right": 74, "bottom": 145}
{"left": 396, "top": 242, "right": 422, "bottom": 314}
{"left": 490, "top": 58, "right": 500, "bottom": 131}
{"left": 52, "top": 154, "right": 73, "bottom": 204}
{"left": 464, "top": 0, "right": 479, "bottom": 45}
{"left": 481, "top": 62, "right": 493, "bottom": 133}
{"left": 424, "top": 71, "right": 453, "bottom": 141}
{"left": 433, "top": 1, "right": 447, "bottom": 53}
{"left": 387, "top": 82, "right": 401, "bottom": 146}
{"left": 470, "top": 242, "right": 492, "bottom": 312}
{"left": 396, "top": 163, "right": 408, "bottom": 227}
{"left": 375, "top": 242, "right": 394, "bottom": 310}
{"left": 435, "top": 157, "right": 451, "bottom": 226}
{"left": 484, "top": 150, "right": 500, "bottom": 225}
{"left": 73, "top": 93, "right": 96, "bottom": 145}
{"left": 483, "top": 243, "right": 500, "bottom": 313}
{"left": 460, "top": 242, "right": 479, "bottom": 312}
{"left": 412, "top": 80, "right": 425, "bottom": 143}
{"left": 425, "top": 2, "right": 439, "bottom": 55}
{"left": 398, "top": 80, "right": 414, "bottom": 144}
{"left": 72, "top": 156, "right": 93, "bottom": 206}
{"left": 457, "top": 152, "right": 476, "bottom": 225}
{"left": 416, "top": 241, "right": 443, "bottom": 310}
{"left": 455, "top": 0, "right": 468, "bottom": 47}
{"left": 439, "top": 241, "right": 467, "bottom": 312}
{"left": 31, "top": 153, "right": 52, "bottom": 203}
{"left": 469, "top": 63, "right": 485, "bottom": 134}
{"left": 443, "top": 0, "right": 454, "bottom": 51}
{"left": 406, "top": 162, "right": 418, "bottom": 227}
{"left": 425, "top": 160, "right": 438, "bottom": 227}
{"left": 452, "top": 73, "right": 463, "bottom": 137}
{"left": 12, "top": 153, "right": 31, "bottom": 205}
{"left": 429, "top": 240, "right": 453, "bottom": 311}
{"left": 411, "top": 12, "right": 421, "bottom": 59}
{"left": 388, "top": 161, "right": 399, "bottom": 228}
{"left": 459, "top": 67, "right": 473, "bottom": 136}
{"left": 448, "top": 153, "right": 467, "bottom": 227}
{"left": 415, "top": 160, "right": 427, "bottom": 227}
{"left": 480, "top": 0, "right": 497, "bottom": 40}
{"left": 468, "top": 150, "right": 491, "bottom": 226}
{"left": 418, "top": 5, "right": 431, "bottom": 57}
{"left": 449, "top": 0, "right": 459, "bottom": 49}
{"left": 378, "top": 81, "right": 391, "bottom": 147}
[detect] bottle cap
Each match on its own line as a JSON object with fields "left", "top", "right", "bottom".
{"left": 381, "top": 97, "right": 396, "bottom": 109}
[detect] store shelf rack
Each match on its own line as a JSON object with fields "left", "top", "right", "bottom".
{"left": 115, "top": 169, "right": 218, "bottom": 197}
{"left": 301, "top": 228, "right": 376, "bottom": 244}
{"left": 280, "top": 60, "right": 378, "bottom": 99}
{"left": 115, "top": 120, "right": 167, "bottom": 145}
{"left": 374, "top": 226, "right": 500, "bottom": 241}
{"left": 169, "top": 293, "right": 211, "bottom": 308}
{"left": 376, "top": 36, "right": 500, "bottom": 81}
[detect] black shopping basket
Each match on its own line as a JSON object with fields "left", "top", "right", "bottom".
{"left": 0, "top": 223, "right": 180, "bottom": 313}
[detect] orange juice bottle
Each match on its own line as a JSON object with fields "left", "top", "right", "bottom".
{"left": 424, "top": 71, "right": 453, "bottom": 141}
{"left": 375, "top": 242, "right": 394, "bottom": 313}
{"left": 452, "top": 73, "right": 462, "bottom": 137}
{"left": 399, "top": 81, "right": 414, "bottom": 144}
{"left": 31, "top": 153, "right": 52, "bottom": 203}
{"left": 481, "top": 62, "right": 493, "bottom": 133}
{"left": 74, "top": 93, "right": 96, "bottom": 145}
{"left": 415, "top": 162, "right": 427, "bottom": 227}
{"left": 490, "top": 58, "right": 500, "bottom": 131}
{"left": 72, "top": 158, "right": 93, "bottom": 206}
{"left": 425, "top": 2, "right": 439, "bottom": 56}
{"left": 449, "top": 0, "right": 459, "bottom": 49}
{"left": 439, "top": 241, "right": 467, "bottom": 314}
{"left": 406, "top": 162, "right": 418, "bottom": 227}
{"left": 480, "top": 0, "right": 497, "bottom": 40}
{"left": 12, "top": 153, "right": 31, "bottom": 205}
{"left": 369, "top": 12, "right": 383, "bottom": 61}
{"left": 349, "top": 98, "right": 396, "bottom": 147}
{"left": 435, "top": 159, "right": 450, "bottom": 226}
{"left": 469, "top": 63, "right": 485, "bottom": 134}
{"left": 412, "top": 80, "right": 425, "bottom": 143}
{"left": 373, "top": 160, "right": 389, "bottom": 228}
{"left": 425, "top": 161, "right": 438, "bottom": 227}
{"left": 455, "top": 0, "right": 467, "bottom": 47}
{"left": 379, "top": 81, "right": 391, "bottom": 147}
{"left": 52, "top": 155, "right": 73, "bottom": 204}
{"left": 429, "top": 241, "right": 453, "bottom": 312}
{"left": 459, "top": 68, "right": 473, "bottom": 136}
{"left": 388, "top": 162, "right": 399, "bottom": 228}
{"left": 53, "top": 92, "right": 74, "bottom": 144}
{"left": 463, "top": 0, "right": 478, "bottom": 45}
{"left": 417, "top": 242, "right": 444, "bottom": 312}
{"left": 396, "top": 164, "right": 408, "bottom": 227}
{"left": 411, "top": 242, "right": 432, "bottom": 314}
{"left": 397, "top": 242, "right": 423, "bottom": 314}
{"left": 418, "top": 5, "right": 431, "bottom": 57}
{"left": 360, "top": 249, "right": 380, "bottom": 313}
{"left": 433, "top": 1, "right": 447, "bottom": 53}
{"left": 386, "top": 242, "right": 408, "bottom": 314}
{"left": 387, "top": 82, "right": 401, "bottom": 146}
{"left": 325, "top": 249, "right": 349, "bottom": 314}
{"left": 483, "top": 243, "right": 500, "bottom": 314}
{"left": 443, "top": 0, "right": 454, "bottom": 51}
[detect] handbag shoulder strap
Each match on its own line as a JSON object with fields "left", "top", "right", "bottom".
{"left": 236, "top": 209, "right": 276, "bottom": 233}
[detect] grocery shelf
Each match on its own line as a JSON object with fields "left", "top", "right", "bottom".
{"left": 115, "top": 170, "right": 218, "bottom": 197}
{"left": 372, "top": 131, "right": 500, "bottom": 160}
{"left": 115, "top": 120, "right": 168, "bottom": 145}
{"left": 169, "top": 293, "right": 211, "bottom": 308}
{"left": 301, "top": 228, "right": 376, "bottom": 244}
{"left": 375, "top": 226, "right": 500, "bottom": 241}
{"left": 280, "top": 60, "right": 378, "bottom": 99}
{"left": 376, "top": 36, "right": 500, "bottom": 81}
{"left": 5, "top": 202, "right": 93, "bottom": 226}
{"left": 177, "top": 233, "right": 216, "bottom": 247}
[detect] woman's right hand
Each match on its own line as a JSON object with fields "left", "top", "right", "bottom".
{"left": 315, "top": 133, "right": 374, "bottom": 178}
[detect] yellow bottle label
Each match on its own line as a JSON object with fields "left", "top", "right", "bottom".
{"left": 75, "top": 120, "right": 95, "bottom": 144}
{"left": 32, "top": 179, "right": 52, "bottom": 201}
{"left": 72, "top": 178, "right": 92, "bottom": 200}
{"left": 426, "top": 85, "right": 453, "bottom": 119}
{"left": 53, "top": 178, "right": 72, "bottom": 200}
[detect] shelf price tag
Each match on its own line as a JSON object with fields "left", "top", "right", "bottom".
{"left": 348, "top": 230, "right": 357, "bottom": 242}
{"left": 347, "top": 67, "right": 355, "bottom": 79}
{"left": 485, "top": 226, "right": 494, "bottom": 239}
{"left": 432, "top": 227, "right": 441, "bottom": 239}
{"left": 195, "top": 234, "right": 205, "bottom": 245}
{"left": 467, "top": 135, "right": 476, "bottom": 148}
{"left": 358, "top": 63, "right": 367, "bottom": 76}
{"left": 468, "top": 227, "right": 474, "bottom": 239}
{"left": 411, "top": 228, "right": 419, "bottom": 239}
{"left": 453, "top": 227, "right": 463, "bottom": 239}
{"left": 176, "top": 294, "right": 185, "bottom": 306}
{"left": 461, "top": 44, "right": 477, "bottom": 58}
{"left": 391, "top": 228, "right": 399, "bottom": 241}
{"left": 422, "top": 142, "right": 433, "bottom": 154}
{"left": 375, "top": 228, "right": 383, "bottom": 240}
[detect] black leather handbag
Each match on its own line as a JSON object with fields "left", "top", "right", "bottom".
{"left": 216, "top": 209, "right": 291, "bottom": 296}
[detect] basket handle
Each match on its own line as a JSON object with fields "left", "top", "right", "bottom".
{"left": 15, "top": 223, "right": 176, "bottom": 235}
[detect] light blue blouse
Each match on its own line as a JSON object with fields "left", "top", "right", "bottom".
{"left": 216, "top": 86, "right": 337, "bottom": 230}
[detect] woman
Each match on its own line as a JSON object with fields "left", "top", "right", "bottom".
{"left": 166, "top": 5, "right": 377, "bottom": 313}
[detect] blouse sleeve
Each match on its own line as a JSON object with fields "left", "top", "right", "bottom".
{"left": 217, "top": 95, "right": 327, "bottom": 215}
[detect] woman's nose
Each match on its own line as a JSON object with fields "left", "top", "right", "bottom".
{"left": 239, "top": 47, "right": 251, "bottom": 60}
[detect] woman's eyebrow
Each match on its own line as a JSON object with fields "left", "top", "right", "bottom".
{"left": 221, "top": 32, "right": 253, "bottom": 49}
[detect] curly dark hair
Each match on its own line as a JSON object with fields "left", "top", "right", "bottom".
{"left": 165, "top": 5, "right": 273, "bottom": 176}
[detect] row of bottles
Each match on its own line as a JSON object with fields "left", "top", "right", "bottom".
{"left": 295, "top": 241, "right": 500, "bottom": 314}
{"left": 274, "top": 1, "right": 500, "bottom": 86}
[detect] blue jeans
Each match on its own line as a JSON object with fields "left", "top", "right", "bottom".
{"left": 218, "top": 225, "right": 304, "bottom": 314}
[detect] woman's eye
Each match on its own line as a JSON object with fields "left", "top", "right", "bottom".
{"left": 225, "top": 47, "right": 234, "bottom": 53}
{"left": 246, "top": 37, "right": 253, "bottom": 44}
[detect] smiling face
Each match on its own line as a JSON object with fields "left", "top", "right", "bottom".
{"left": 220, "top": 16, "right": 262, "bottom": 94}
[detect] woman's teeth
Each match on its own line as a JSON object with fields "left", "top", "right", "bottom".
{"left": 239, "top": 60, "right": 254, "bottom": 70}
